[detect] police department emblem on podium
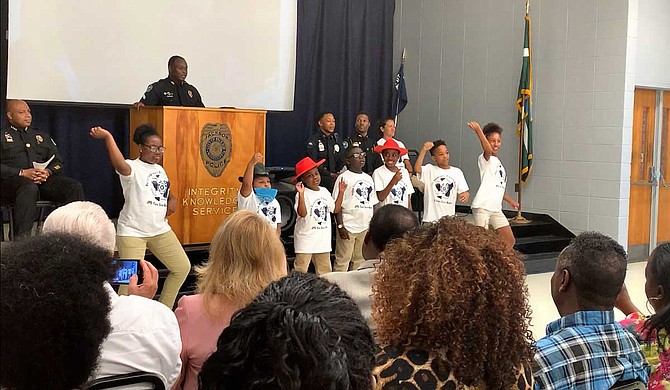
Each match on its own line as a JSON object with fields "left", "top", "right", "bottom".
{"left": 200, "top": 123, "right": 232, "bottom": 177}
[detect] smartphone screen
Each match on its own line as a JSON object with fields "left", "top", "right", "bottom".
{"left": 111, "top": 259, "right": 142, "bottom": 285}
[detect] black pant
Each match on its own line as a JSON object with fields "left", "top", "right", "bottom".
{"left": 0, "top": 175, "right": 85, "bottom": 238}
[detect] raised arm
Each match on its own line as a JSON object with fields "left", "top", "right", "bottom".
{"left": 241, "top": 153, "right": 263, "bottom": 197}
{"left": 89, "top": 127, "right": 131, "bottom": 176}
{"left": 468, "top": 121, "right": 493, "bottom": 161}
{"left": 295, "top": 182, "right": 307, "bottom": 217}
{"left": 414, "top": 141, "right": 434, "bottom": 174}
{"left": 332, "top": 179, "right": 347, "bottom": 214}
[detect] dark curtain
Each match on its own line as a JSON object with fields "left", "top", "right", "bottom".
{"left": 1, "top": 0, "right": 395, "bottom": 214}
{"left": 266, "top": 0, "right": 395, "bottom": 167}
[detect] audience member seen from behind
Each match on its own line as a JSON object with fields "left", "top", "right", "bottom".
{"left": 324, "top": 204, "right": 419, "bottom": 329}
{"left": 331, "top": 146, "right": 379, "bottom": 272}
{"left": 468, "top": 121, "right": 518, "bottom": 249}
{"left": 174, "top": 210, "right": 288, "bottom": 390}
{"left": 237, "top": 152, "right": 281, "bottom": 234}
{"left": 0, "top": 234, "right": 113, "bottom": 390}
{"left": 617, "top": 242, "right": 670, "bottom": 389}
{"left": 90, "top": 124, "right": 191, "bottom": 308}
{"left": 372, "top": 217, "right": 534, "bottom": 389}
{"left": 533, "top": 232, "right": 650, "bottom": 389}
{"left": 41, "top": 201, "right": 183, "bottom": 388}
{"left": 199, "top": 272, "right": 376, "bottom": 390}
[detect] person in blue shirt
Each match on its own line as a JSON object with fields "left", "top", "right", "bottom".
{"left": 533, "top": 232, "right": 650, "bottom": 389}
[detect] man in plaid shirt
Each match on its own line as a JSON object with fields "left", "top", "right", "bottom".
{"left": 533, "top": 232, "right": 650, "bottom": 389}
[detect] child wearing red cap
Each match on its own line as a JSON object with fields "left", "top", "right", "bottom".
{"left": 293, "top": 157, "right": 346, "bottom": 275}
{"left": 372, "top": 138, "right": 414, "bottom": 209}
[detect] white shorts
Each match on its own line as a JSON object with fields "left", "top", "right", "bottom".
{"left": 472, "top": 208, "right": 509, "bottom": 230}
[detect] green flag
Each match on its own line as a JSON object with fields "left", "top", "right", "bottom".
{"left": 516, "top": 0, "right": 533, "bottom": 183}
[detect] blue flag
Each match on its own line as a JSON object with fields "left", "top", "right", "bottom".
{"left": 392, "top": 63, "right": 408, "bottom": 120}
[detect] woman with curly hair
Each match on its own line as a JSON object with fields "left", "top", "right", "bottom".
{"left": 372, "top": 217, "right": 534, "bottom": 389}
{"left": 173, "top": 210, "right": 288, "bottom": 390}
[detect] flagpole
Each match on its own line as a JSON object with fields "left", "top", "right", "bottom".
{"left": 394, "top": 48, "right": 405, "bottom": 126}
{"left": 511, "top": 0, "right": 531, "bottom": 224}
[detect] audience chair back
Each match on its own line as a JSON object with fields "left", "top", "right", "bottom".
{"left": 82, "top": 372, "right": 165, "bottom": 390}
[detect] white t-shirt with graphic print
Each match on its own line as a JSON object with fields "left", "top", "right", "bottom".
{"left": 117, "top": 158, "right": 173, "bottom": 237}
{"left": 293, "top": 186, "right": 336, "bottom": 254}
{"left": 237, "top": 192, "right": 282, "bottom": 226}
{"left": 419, "top": 164, "right": 469, "bottom": 222}
{"left": 471, "top": 154, "right": 507, "bottom": 212}
{"left": 372, "top": 165, "right": 415, "bottom": 208}
{"left": 332, "top": 170, "right": 378, "bottom": 234}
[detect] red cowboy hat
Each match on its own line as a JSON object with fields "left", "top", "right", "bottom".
{"left": 373, "top": 138, "right": 408, "bottom": 156}
{"left": 293, "top": 157, "right": 325, "bottom": 181}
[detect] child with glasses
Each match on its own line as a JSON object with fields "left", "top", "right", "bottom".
{"left": 330, "top": 146, "right": 378, "bottom": 272}
{"left": 90, "top": 124, "right": 190, "bottom": 309}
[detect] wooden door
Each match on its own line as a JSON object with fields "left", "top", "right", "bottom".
{"left": 628, "top": 89, "right": 656, "bottom": 247}
{"left": 658, "top": 92, "right": 670, "bottom": 244}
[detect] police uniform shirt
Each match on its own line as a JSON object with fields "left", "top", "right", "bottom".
{"left": 345, "top": 133, "right": 381, "bottom": 175}
{"left": 140, "top": 78, "right": 205, "bottom": 107}
{"left": 306, "top": 131, "right": 345, "bottom": 176}
{"left": 1, "top": 124, "right": 65, "bottom": 179}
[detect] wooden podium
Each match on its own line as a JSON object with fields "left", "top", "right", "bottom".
{"left": 130, "top": 107, "right": 266, "bottom": 245}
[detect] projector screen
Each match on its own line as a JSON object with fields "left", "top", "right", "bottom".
{"left": 7, "top": 0, "right": 297, "bottom": 110}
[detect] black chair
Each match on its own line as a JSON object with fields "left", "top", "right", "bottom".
{"left": 610, "top": 379, "right": 646, "bottom": 390}
{"left": 82, "top": 372, "right": 165, "bottom": 390}
{"left": 1, "top": 200, "right": 57, "bottom": 241}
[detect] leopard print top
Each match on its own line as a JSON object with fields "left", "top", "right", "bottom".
{"left": 373, "top": 345, "right": 534, "bottom": 389}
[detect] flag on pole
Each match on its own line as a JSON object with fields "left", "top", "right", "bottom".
{"left": 392, "top": 50, "right": 408, "bottom": 122}
{"left": 516, "top": 0, "right": 533, "bottom": 183}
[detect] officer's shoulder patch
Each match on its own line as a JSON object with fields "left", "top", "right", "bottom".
{"left": 145, "top": 84, "right": 153, "bottom": 93}
{"left": 342, "top": 140, "right": 349, "bottom": 149}
{"left": 307, "top": 141, "right": 314, "bottom": 147}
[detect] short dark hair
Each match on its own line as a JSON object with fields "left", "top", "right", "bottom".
{"left": 376, "top": 117, "right": 394, "bottom": 132}
{"left": 316, "top": 111, "right": 334, "bottom": 122}
{"left": 198, "top": 273, "right": 375, "bottom": 390}
{"left": 482, "top": 122, "right": 503, "bottom": 137}
{"left": 368, "top": 204, "right": 419, "bottom": 252}
{"left": 168, "top": 55, "right": 185, "bottom": 67}
{"left": 429, "top": 139, "right": 447, "bottom": 156}
{"left": 643, "top": 243, "right": 670, "bottom": 346}
{"left": 132, "top": 123, "right": 160, "bottom": 145}
{"left": 355, "top": 111, "right": 370, "bottom": 120}
{"left": 558, "top": 232, "right": 628, "bottom": 308}
{"left": 0, "top": 234, "right": 115, "bottom": 390}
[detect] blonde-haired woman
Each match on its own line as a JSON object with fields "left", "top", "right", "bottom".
{"left": 173, "top": 210, "right": 287, "bottom": 390}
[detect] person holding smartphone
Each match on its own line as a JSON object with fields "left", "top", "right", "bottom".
{"left": 90, "top": 124, "right": 190, "bottom": 309}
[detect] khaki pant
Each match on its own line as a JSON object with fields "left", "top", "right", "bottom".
{"left": 334, "top": 229, "right": 367, "bottom": 272}
{"left": 294, "top": 252, "right": 332, "bottom": 275}
{"left": 116, "top": 230, "right": 191, "bottom": 309}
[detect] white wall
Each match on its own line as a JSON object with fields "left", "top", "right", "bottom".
{"left": 635, "top": 0, "right": 670, "bottom": 89}
{"left": 394, "top": 0, "right": 639, "bottom": 245}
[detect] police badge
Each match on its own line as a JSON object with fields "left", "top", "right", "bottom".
{"left": 35, "top": 134, "right": 43, "bottom": 143}
{"left": 188, "top": 90, "right": 193, "bottom": 98}
{"left": 200, "top": 123, "right": 233, "bottom": 177}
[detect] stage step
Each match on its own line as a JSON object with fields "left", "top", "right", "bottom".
{"left": 515, "top": 234, "right": 573, "bottom": 254}
{"left": 522, "top": 251, "right": 561, "bottom": 274}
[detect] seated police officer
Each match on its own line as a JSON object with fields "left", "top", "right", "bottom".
{"left": 134, "top": 55, "right": 205, "bottom": 108}
{"left": 1, "top": 100, "right": 84, "bottom": 238}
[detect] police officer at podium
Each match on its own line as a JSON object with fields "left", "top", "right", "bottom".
{"left": 133, "top": 55, "right": 205, "bottom": 108}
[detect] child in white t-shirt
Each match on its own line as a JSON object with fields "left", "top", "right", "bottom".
{"left": 90, "top": 124, "right": 190, "bottom": 309}
{"left": 468, "top": 121, "right": 519, "bottom": 249}
{"left": 414, "top": 140, "right": 469, "bottom": 224}
{"left": 237, "top": 153, "right": 281, "bottom": 234}
{"left": 372, "top": 138, "right": 414, "bottom": 209}
{"left": 375, "top": 117, "right": 413, "bottom": 173}
{"left": 331, "top": 146, "right": 378, "bottom": 272}
{"left": 293, "top": 157, "right": 346, "bottom": 275}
